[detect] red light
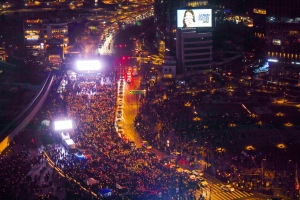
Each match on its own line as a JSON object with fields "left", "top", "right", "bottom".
{"left": 120, "top": 45, "right": 122, "bottom": 47}
{"left": 128, "top": 57, "right": 130, "bottom": 59}
{"left": 122, "top": 57, "right": 125, "bottom": 60}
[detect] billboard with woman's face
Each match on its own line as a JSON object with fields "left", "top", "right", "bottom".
{"left": 177, "top": 9, "right": 212, "bottom": 28}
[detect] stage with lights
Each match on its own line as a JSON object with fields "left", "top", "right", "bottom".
{"left": 73, "top": 60, "right": 103, "bottom": 80}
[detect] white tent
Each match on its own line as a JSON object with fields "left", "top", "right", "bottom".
{"left": 67, "top": 70, "right": 76, "bottom": 75}
{"left": 41, "top": 120, "right": 50, "bottom": 127}
{"left": 67, "top": 70, "right": 77, "bottom": 80}
{"left": 86, "top": 178, "right": 99, "bottom": 185}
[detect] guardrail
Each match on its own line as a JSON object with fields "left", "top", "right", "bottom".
{"left": 0, "top": 72, "right": 54, "bottom": 153}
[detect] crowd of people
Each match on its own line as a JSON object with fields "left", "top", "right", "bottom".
{"left": 135, "top": 92, "right": 212, "bottom": 168}
{"left": 0, "top": 119, "right": 65, "bottom": 200}
{"left": 43, "top": 74, "right": 199, "bottom": 199}
{"left": 0, "top": 66, "right": 291, "bottom": 199}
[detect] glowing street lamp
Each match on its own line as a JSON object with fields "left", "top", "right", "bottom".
{"left": 276, "top": 143, "right": 286, "bottom": 149}
{"left": 284, "top": 122, "right": 293, "bottom": 127}
{"left": 276, "top": 112, "right": 284, "bottom": 117}
{"left": 246, "top": 145, "right": 255, "bottom": 151}
{"left": 193, "top": 117, "right": 201, "bottom": 121}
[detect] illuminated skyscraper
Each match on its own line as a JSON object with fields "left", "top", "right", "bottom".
{"left": 253, "top": 0, "right": 300, "bottom": 64}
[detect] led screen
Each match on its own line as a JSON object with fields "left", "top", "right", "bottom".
{"left": 76, "top": 60, "right": 101, "bottom": 71}
{"left": 54, "top": 120, "right": 73, "bottom": 130}
{"left": 177, "top": 9, "right": 212, "bottom": 28}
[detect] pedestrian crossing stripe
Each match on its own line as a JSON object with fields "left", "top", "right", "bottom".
{"left": 195, "top": 183, "right": 254, "bottom": 200}
{"left": 212, "top": 190, "right": 253, "bottom": 200}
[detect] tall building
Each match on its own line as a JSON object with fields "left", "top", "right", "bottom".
{"left": 252, "top": 0, "right": 300, "bottom": 90}
{"left": 252, "top": 0, "right": 300, "bottom": 64}
{"left": 23, "top": 18, "right": 69, "bottom": 49}
{"left": 176, "top": 28, "right": 213, "bottom": 74}
{"left": 176, "top": 1, "right": 214, "bottom": 74}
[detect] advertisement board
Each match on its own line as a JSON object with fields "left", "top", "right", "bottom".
{"left": 177, "top": 9, "right": 212, "bottom": 28}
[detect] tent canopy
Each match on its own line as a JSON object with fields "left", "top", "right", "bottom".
{"left": 41, "top": 120, "right": 50, "bottom": 127}
{"left": 86, "top": 178, "right": 98, "bottom": 185}
{"left": 98, "top": 188, "right": 112, "bottom": 197}
{"left": 67, "top": 70, "right": 76, "bottom": 75}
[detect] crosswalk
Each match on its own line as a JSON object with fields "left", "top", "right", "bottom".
{"left": 195, "top": 183, "right": 254, "bottom": 200}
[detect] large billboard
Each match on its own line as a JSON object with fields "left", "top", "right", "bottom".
{"left": 177, "top": 9, "right": 212, "bottom": 28}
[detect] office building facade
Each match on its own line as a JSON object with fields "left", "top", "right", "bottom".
{"left": 176, "top": 28, "right": 213, "bottom": 74}
{"left": 23, "top": 18, "right": 69, "bottom": 49}
{"left": 252, "top": 0, "right": 300, "bottom": 64}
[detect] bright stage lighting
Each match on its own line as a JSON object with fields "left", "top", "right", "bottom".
{"left": 54, "top": 120, "right": 73, "bottom": 131}
{"left": 76, "top": 60, "right": 101, "bottom": 71}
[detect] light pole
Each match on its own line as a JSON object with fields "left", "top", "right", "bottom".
{"left": 209, "top": 183, "right": 212, "bottom": 200}
{"left": 261, "top": 158, "right": 266, "bottom": 187}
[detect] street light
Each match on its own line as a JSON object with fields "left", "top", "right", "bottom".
{"left": 261, "top": 158, "right": 266, "bottom": 187}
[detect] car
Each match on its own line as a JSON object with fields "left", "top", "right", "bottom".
{"left": 197, "top": 177, "right": 208, "bottom": 187}
{"left": 141, "top": 140, "right": 152, "bottom": 149}
{"left": 192, "top": 170, "right": 204, "bottom": 176}
{"left": 117, "top": 104, "right": 124, "bottom": 109}
{"left": 120, "top": 75, "right": 124, "bottom": 80}
{"left": 183, "top": 169, "right": 191, "bottom": 174}
{"left": 117, "top": 101, "right": 123, "bottom": 106}
{"left": 127, "top": 76, "right": 132, "bottom": 83}
{"left": 220, "top": 185, "right": 235, "bottom": 192}
{"left": 132, "top": 69, "right": 138, "bottom": 76}
{"left": 116, "top": 115, "right": 123, "bottom": 121}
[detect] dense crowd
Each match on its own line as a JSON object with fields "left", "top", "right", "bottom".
{"left": 135, "top": 92, "right": 212, "bottom": 167}
{"left": 43, "top": 75, "right": 198, "bottom": 199}
{"left": 0, "top": 123, "right": 64, "bottom": 200}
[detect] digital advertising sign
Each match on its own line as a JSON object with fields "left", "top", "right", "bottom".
{"left": 177, "top": 9, "right": 213, "bottom": 28}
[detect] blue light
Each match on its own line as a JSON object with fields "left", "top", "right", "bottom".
{"left": 75, "top": 153, "right": 85, "bottom": 159}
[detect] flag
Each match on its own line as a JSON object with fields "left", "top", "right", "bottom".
{"left": 116, "top": 183, "right": 122, "bottom": 189}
